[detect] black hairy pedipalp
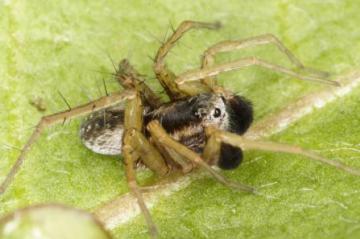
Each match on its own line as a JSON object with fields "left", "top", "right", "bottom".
{"left": 226, "top": 95, "right": 253, "bottom": 135}
{"left": 218, "top": 143, "right": 243, "bottom": 170}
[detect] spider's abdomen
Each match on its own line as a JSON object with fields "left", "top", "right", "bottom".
{"left": 80, "top": 106, "right": 124, "bottom": 155}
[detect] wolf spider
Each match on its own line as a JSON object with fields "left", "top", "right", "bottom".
{"left": 1, "top": 21, "right": 359, "bottom": 238}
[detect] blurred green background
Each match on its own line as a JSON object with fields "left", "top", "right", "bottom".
{"left": 1, "top": 0, "right": 360, "bottom": 238}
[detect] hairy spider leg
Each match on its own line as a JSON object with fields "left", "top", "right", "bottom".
{"left": 123, "top": 92, "right": 168, "bottom": 175}
{"left": 150, "top": 137, "right": 194, "bottom": 174}
{"left": 175, "top": 56, "right": 339, "bottom": 95}
{"left": 205, "top": 128, "right": 360, "bottom": 177}
{"left": 122, "top": 146, "right": 158, "bottom": 239}
{"left": 0, "top": 90, "right": 136, "bottom": 195}
{"left": 153, "top": 20, "right": 222, "bottom": 100}
{"left": 116, "top": 58, "right": 163, "bottom": 108}
{"left": 122, "top": 93, "right": 169, "bottom": 239}
{"left": 202, "top": 132, "right": 221, "bottom": 166}
{"left": 201, "top": 34, "right": 331, "bottom": 89}
{"left": 147, "top": 121, "right": 256, "bottom": 193}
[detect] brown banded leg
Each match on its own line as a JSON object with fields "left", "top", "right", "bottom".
{"left": 153, "top": 20, "right": 222, "bottom": 99}
{"left": 122, "top": 143, "right": 158, "bottom": 238}
{"left": 201, "top": 34, "right": 330, "bottom": 88}
{"left": 205, "top": 128, "right": 360, "bottom": 176}
{"left": 202, "top": 133, "right": 221, "bottom": 166}
{"left": 116, "top": 58, "right": 163, "bottom": 108}
{"left": 146, "top": 120, "right": 256, "bottom": 193}
{"left": 150, "top": 138, "right": 194, "bottom": 173}
{"left": 123, "top": 92, "right": 169, "bottom": 238}
{"left": 0, "top": 90, "right": 136, "bottom": 195}
{"left": 175, "top": 56, "right": 339, "bottom": 94}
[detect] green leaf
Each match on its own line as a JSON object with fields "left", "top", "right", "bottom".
{"left": 1, "top": 1, "right": 360, "bottom": 239}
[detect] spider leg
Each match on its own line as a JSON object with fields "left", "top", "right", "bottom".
{"left": 202, "top": 133, "right": 221, "bottom": 166}
{"left": 0, "top": 90, "right": 136, "bottom": 195}
{"left": 150, "top": 138, "right": 194, "bottom": 173}
{"left": 201, "top": 34, "right": 330, "bottom": 89}
{"left": 206, "top": 128, "right": 360, "bottom": 177}
{"left": 154, "top": 20, "right": 222, "bottom": 99}
{"left": 175, "top": 56, "right": 339, "bottom": 94}
{"left": 202, "top": 34, "right": 330, "bottom": 87}
{"left": 116, "top": 58, "right": 163, "bottom": 108}
{"left": 123, "top": 93, "right": 169, "bottom": 176}
{"left": 147, "top": 120, "right": 256, "bottom": 193}
{"left": 123, "top": 92, "right": 170, "bottom": 238}
{"left": 122, "top": 143, "right": 158, "bottom": 239}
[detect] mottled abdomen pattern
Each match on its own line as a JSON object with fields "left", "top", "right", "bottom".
{"left": 80, "top": 106, "right": 124, "bottom": 155}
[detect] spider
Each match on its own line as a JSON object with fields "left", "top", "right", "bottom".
{"left": 1, "top": 21, "right": 359, "bottom": 238}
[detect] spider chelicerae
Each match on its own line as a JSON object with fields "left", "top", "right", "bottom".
{"left": 1, "top": 21, "right": 359, "bottom": 238}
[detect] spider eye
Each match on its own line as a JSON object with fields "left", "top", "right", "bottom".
{"left": 213, "top": 108, "right": 221, "bottom": 118}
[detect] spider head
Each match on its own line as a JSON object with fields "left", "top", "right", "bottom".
{"left": 193, "top": 93, "right": 230, "bottom": 130}
{"left": 192, "top": 93, "right": 253, "bottom": 170}
{"left": 193, "top": 93, "right": 253, "bottom": 135}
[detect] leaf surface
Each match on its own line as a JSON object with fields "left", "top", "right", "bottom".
{"left": 1, "top": 1, "right": 360, "bottom": 238}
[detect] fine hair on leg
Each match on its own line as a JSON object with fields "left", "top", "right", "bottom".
{"left": 175, "top": 56, "right": 339, "bottom": 94}
{"left": 0, "top": 90, "right": 135, "bottom": 195}
{"left": 153, "top": 20, "right": 222, "bottom": 99}
{"left": 201, "top": 33, "right": 331, "bottom": 88}
{"left": 206, "top": 128, "right": 360, "bottom": 176}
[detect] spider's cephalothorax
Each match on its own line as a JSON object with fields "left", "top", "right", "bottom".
{"left": 80, "top": 92, "right": 253, "bottom": 170}
{"left": 145, "top": 93, "right": 253, "bottom": 169}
